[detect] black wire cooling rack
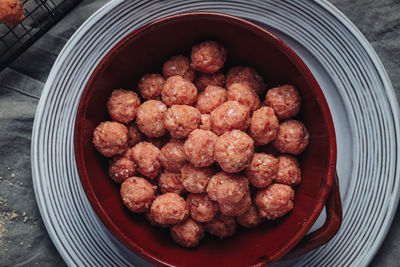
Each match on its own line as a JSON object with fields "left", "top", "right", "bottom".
{"left": 0, "top": 0, "right": 82, "bottom": 71}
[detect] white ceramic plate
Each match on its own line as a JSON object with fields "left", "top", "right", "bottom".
{"left": 31, "top": 1, "right": 400, "bottom": 266}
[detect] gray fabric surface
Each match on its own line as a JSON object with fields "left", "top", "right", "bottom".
{"left": 0, "top": 0, "right": 399, "bottom": 266}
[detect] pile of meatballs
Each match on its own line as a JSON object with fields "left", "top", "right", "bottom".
{"left": 92, "top": 41, "right": 309, "bottom": 248}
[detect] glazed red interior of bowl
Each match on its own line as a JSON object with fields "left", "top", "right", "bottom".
{"left": 75, "top": 12, "right": 336, "bottom": 267}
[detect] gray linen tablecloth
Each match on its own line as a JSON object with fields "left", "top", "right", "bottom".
{"left": 0, "top": 0, "right": 399, "bottom": 266}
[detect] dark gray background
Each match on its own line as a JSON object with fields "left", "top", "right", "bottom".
{"left": 0, "top": 0, "right": 399, "bottom": 266}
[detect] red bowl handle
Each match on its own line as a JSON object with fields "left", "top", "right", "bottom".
{"left": 282, "top": 172, "right": 343, "bottom": 260}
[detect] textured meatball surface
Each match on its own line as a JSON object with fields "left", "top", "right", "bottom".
{"left": 276, "top": 155, "right": 301, "bottom": 186}
{"left": 194, "top": 71, "right": 225, "bottom": 91}
{"left": 127, "top": 122, "right": 144, "bottom": 147}
{"left": 150, "top": 193, "right": 189, "bottom": 225}
{"left": 170, "top": 218, "right": 205, "bottom": 248}
{"left": 245, "top": 153, "right": 278, "bottom": 188}
{"left": 109, "top": 156, "right": 136, "bottom": 183}
{"left": 164, "top": 105, "right": 201, "bottom": 139}
{"left": 214, "top": 130, "right": 254, "bottom": 173}
{"left": 187, "top": 193, "right": 219, "bottom": 223}
{"left": 120, "top": 177, "right": 155, "bottom": 213}
{"left": 255, "top": 184, "right": 294, "bottom": 220}
{"left": 163, "top": 55, "right": 196, "bottom": 82}
{"left": 219, "top": 191, "right": 251, "bottom": 217}
{"left": 181, "top": 164, "right": 214, "bottom": 193}
{"left": 184, "top": 129, "right": 217, "bottom": 167}
{"left": 250, "top": 107, "right": 279, "bottom": 145}
{"left": 199, "top": 114, "right": 211, "bottom": 130}
{"left": 190, "top": 41, "right": 227, "bottom": 73}
{"left": 236, "top": 204, "right": 263, "bottom": 228}
{"left": 0, "top": 0, "right": 24, "bottom": 26}
{"left": 226, "top": 66, "right": 266, "bottom": 95}
{"left": 205, "top": 213, "right": 237, "bottom": 239}
{"left": 93, "top": 121, "right": 128, "bottom": 157}
{"left": 107, "top": 89, "right": 140, "bottom": 124}
{"left": 138, "top": 74, "right": 165, "bottom": 100}
{"left": 227, "top": 83, "right": 260, "bottom": 113}
{"left": 210, "top": 101, "right": 250, "bottom": 136}
{"left": 162, "top": 75, "right": 198, "bottom": 106}
{"left": 273, "top": 120, "right": 309, "bottom": 155}
{"left": 265, "top": 84, "right": 301, "bottom": 120}
{"left": 195, "top": 85, "right": 227, "bottom": 114}
{"left": 131, "top": 142, "right": 161, "bottom": 179}
{"left": 136, "top": 100, "right": 167, "bottom": 138}
{"left": 159, "top": 139, "right": 186, "bottom": 172}
{"left": 206, "top": 172, "right": 249, "bottom": 205}
{"left": 159, "top": 171, "right": 185, "bottom": 195}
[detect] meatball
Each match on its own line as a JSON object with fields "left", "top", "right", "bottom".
{"left": 190, "top": 41, "right": 227, "bottom": 73}
{"left": 183, "top": 129, "right": 217, "bottom": 167}
{"left": 162, "top": 75, "right": 198, "bottom": 106}
{"left": 255, "top": 184, "right": 294, "bottom": 220}
{"left": 138, "top": 73, "right": 165, "bottom": 100}
{"left": 108, "top": 156, "right": 136, "bottom": 183}
{"left": 273, "top": 120, "right": 309, "bottom": 155}
{"left": 210, "top": 101, "right": 250, "bottom": 136}
{"left": 206, "top": 172, "right": 249, "bottom": 205}
{"left": 93, "top": 121, "right": 128, "bottom": 157}
{"left": 150, "top": 193, "right": 189, "bottom": 225}
{"left": 245, "top": 153, "right": 278, "bottom": 188}
{"left": 131, "top": 142, "right": 161, "bottom": 179}
{"left": 219, "top": 191, "right": 251, "bottom": 217}
{"left": 187, "top": 193, "right": 218, "bottom": 223}
{"left": 199, "top": 114, "right": 211, "bottom": 130}
{"left": 159, "top": 139, "right": 186, "bottom": 172}
{"left": 136, "top": 100, "right": 167, "bottom": 138}
{"left": 205, "top": 213, "right": 237, "bottom": 239}
{"left": 194, "top": 71, "right": 225, "bottom": 91}
{"left": 127, "top": 122, "right": 144, "bottom": 147}
{"left": 121, "top": 147, "right": 133, "bottom": 160}
{"left": 181, "top": 164, "right": 215, "bottom": 193}
{"left": 120, "top": 177, "right": 155, "bottom": 213}
{"left": 265, "top": 84, "right": 301, "bottom": 120}
{"left": 214, "top": 130, "right": 254, "bottom": 173}
{"left": 107, "top": 89, "right": 140, "bottom": 124}
{"left": 276, "top": 155, "right": 301, "bottom": 186}
{"left": 236, "top": 204, "right": 263, "bottom": 228}
{"left": 226, "top": 66, "right": 266, "bottom": 95}
{"left": 162, "top": 55, "right": 196, "bottom": 82}
{"left": 159, "top": 171, "right": 185, "bottom": 195}
{"left": 164, "top": 105, "right": 201, "bottom": 139}
{"left": 195, "top": 85, "right": 227, "bottom": 114}
{"left": 170, "top": 218, "right": 205, "bottom": 248}
{"left": 145, "top": 211, "right": 169, "bottom": 228}
{"left": 249, "top": 107, "right": 279, "bottom": 145}
{"left": 0, "top": 0, "right": 24, "bottom": 26}
{"left": 227, "top": 83, "right": 260, "bottom": 113}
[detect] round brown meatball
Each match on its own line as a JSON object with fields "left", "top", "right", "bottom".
{"left": 199, "top": 114, "right": 211, "bottom": 130}
{"left": 245, "top": 153, "right": 278, "bottom": 188}
{"left": 219, "top": 191, "right": 251, "bottom": 217}
{"left": 159, "top": 139, "right": 186, "bottom": 172}
{"left": 250, "top": 107, "right": 279, "bottom": 145}
{"left": 0, "top": 0, "right": 24, "bottom": 27}
{"left": 214, "top": 130, "right": 254, "bottom": 173}
{"left": 170, "top": 218, "right": 205, "bottom": 248}
{"left": 265, "top": 84, "right": 301, "bottom": 120}
{"left": 145, "top": 211, "right": 169, "bottom": 228}
{"left": 227, "top": 83, "right": 260, "bottom": 113}
{"left": 190, "top": 41, "right": 227, "bottom": 73}
{"left": 183, "top": 129, "right": 217, "bottom": 167}
{"left": 181, "top": 164, "right": 215, "bottom": 193}
{"left": 236, "top": 204, "right": 263, "bottom": 228}
{"left": 136, "top": 100, "right": 167, "bottom": 138}
{"left": 108, "top": 156, "right": 136, "bottom": 183}
{"left": 206, "top": 172, "right": 249, "bottom": 205}
{"left": 162, "top": 75, "right": 198, "bottom": 106}
{"left": 187, "top": 193, "right": 219, "bottom": 223}
{"left": 131, "top": 142, "right": 161, "bottom": 179}
{"left": 226, "top": 66, "right": 266, "bottom": 95}
{"left": 194, "top": 71, "right": 225, "bottom": 91}
{"left": 107, "top": 89, "right": 140, "bottom": 124}
{"left": 255, "top": 184, "right": 294, "bottom": 220}
{"left": 273, "top": 120, "right": 309, "bottom": 155}
{"left": 162, "top": 55, "right": 196, "bottom": 82}
{"left": 150, "top": 193, "right": 189, "bottom": 225}
{"left": 93, "top": 121, "right": 128, "bottom": 157}
{"left": 138, "top": 74, "right": 165, "bottom": 100}
{"left": 195, "top": 85, "right": 227, "bottom": 114}
{"left": 276, "top": 155, "right": 301, "bottom": 186}
{"left": 205, "top": 213, "right": 237, "bottom": 239}
{"left": 210, "top": 101, "right": 250, "bottom": 136}
{"left": 159, "top": 171, "right": 185, "bottom": 195}
{"left": 127, "top": 122, "right": 144, "bottom": 147}
{"left": 164, "top": 105, "right": 201, "bottom": 139}
{"left": 120, "top": 177, "right": 155, "bottom": 213}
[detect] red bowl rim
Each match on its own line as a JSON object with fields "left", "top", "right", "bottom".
{"left": 74, "top": 11, "right": 337, "bottom": 266}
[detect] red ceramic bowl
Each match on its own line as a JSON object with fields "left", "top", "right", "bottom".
{"left": 75, "top": 12, "right": 342, "bottom": 267}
